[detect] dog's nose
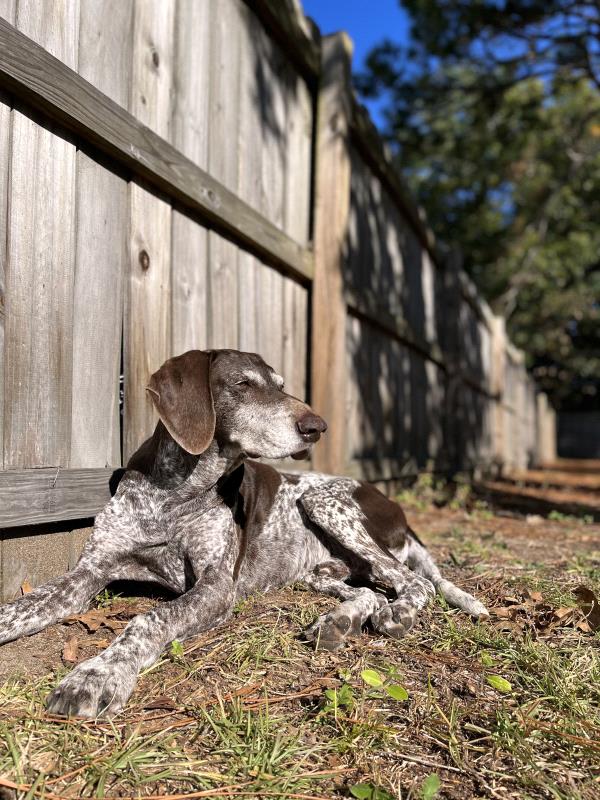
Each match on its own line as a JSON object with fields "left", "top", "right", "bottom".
{"left": 297, "top": 413, "right": 328, "bottom": 436}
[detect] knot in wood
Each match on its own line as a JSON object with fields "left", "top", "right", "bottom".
{"left": 139, "top": 249, "right": 150, "bottom": 272}
{"left": 151, "top": 48, "right": 160, "bottom": 69}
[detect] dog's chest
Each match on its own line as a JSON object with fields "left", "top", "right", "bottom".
{"left": 234, "top": 478, "right": 330, "bottom": 597}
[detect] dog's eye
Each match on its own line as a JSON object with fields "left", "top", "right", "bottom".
{"left": 235, "top": 379, "right": 251, "bottom": 387}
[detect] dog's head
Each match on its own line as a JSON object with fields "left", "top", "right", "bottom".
{"left": 146, "top": 349, "right": 327, "bottom": 460}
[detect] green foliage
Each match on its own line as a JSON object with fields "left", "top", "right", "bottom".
{"left": 486, "top": 674, "right": 513, "bottom": 694}
{"left": 360, "top": 668, "right": 409, "bottom": 701}
{"left": 169, "top": 639, "right": 185, "bottom": 660}
{"left": 320, "top": 683, "right": 355, "bottom": 718}
{"left": 350, "top": 783, "right": 395, "bottom": 800}
{"left": 356, "top": 1, "right": 600, "bottom": 410}
{"left": 421, "top": 773, "right": 441, "bottom": 800}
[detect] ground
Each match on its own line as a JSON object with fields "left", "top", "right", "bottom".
{"left": 1, "top": 462, "right": 599, "bottom": 800}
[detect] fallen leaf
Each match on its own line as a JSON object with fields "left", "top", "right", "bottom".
{"left": 553, "top": 606, "right": 574, "bottom": 620}
{"left": 20, "top": 579, "right": 33, "bottom": 595}
{"left": 523, "top": 589, "right": 543, "bottom": 603}
{"left": 62, "top": 636, "right": 79, "bottom": 664}
{"left": 66, "top": 609, "right": 121, "bottom": 633}
{"left": 573, "top": 586, "right": 600, "bottom": 631}
{"left": 491, "top": 605, "right": 520, "bottom": 619}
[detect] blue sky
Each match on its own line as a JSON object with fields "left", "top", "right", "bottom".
{"left": 301, "top": 0, "right": 410, "bottom": 126}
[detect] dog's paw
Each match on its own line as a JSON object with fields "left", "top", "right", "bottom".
{"left": 370, "top": 601, "right": 419, "bottom": 639}
{"left": 303, "top": 610, "right": 362, "bottom": 652}
{"left": 46, "top": 657, "right": 136, "bottom": 718}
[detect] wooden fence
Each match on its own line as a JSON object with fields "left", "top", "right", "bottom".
{"left": 0, "top": 0, "right": 555, "bottom": 599}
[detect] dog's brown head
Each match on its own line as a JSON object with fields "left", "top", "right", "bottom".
{"left": 146, "top": 349, "right": 327, "bottom": 460}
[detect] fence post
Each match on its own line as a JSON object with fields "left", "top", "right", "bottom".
{"left": 490, "top": 315, "right": 506, "bottom": 473}
{"left": 536, "top": 393, "right": 557, "bottom": 465}
{"left": 311, "top": 33, "right": 353, "bottom": 474}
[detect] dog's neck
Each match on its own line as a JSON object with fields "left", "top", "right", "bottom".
{"left": 128, "top": 421, "right": 243, "bottom": 493}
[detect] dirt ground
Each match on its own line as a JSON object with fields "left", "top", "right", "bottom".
{"left": 1, "top": 461, "right": 599, "bottom": 800}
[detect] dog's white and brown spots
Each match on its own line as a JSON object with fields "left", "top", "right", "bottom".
{"left": 0, "top": 349, "right": 488, "bottom": 718}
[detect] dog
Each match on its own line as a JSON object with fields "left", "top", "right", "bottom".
{"left": 0, "top": 349, "right": 488, "bottom": 717}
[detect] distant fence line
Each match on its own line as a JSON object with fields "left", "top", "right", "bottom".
{"left": 0, "top": 0, "right": 555, "bottom": 600}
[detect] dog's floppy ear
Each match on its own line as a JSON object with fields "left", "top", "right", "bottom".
{"left": 146, "top": 350, "right": 215, "bottom": 454}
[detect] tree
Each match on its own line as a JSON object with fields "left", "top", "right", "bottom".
{"left": 356, "top": 0, "right": 600, "bottom": 410}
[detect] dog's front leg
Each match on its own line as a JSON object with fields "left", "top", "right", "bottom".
{"left": 46, "top": 563, "right": 235, "bottom": 718}
{"left": 0, "top": 561, "right": 109, "bottom": 645}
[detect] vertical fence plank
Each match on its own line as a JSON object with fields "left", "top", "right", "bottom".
{"left": 77, "top": 0, "right": 132, "bottom": 106}
{"left": 125, "top": 0, "right": 174, "bottom": 459}
{"left": 126, "top": 186, "right": 172, "bottom": 460}
{"left": 282, "top": 67, "right": 312, "bottom": 398}
{"left": 171, "top": 0, "right": 211, "bottom": 355}
{"left": 71, "top": 0, "right": 132, "bottom": 468}
{"left": 2, "top": 0, "right": 79, "bottom": 595}
{"left": 236, "top": 3, "right": 263, "bottom": 356}
{"left": 207, "top": 0, "right": 242, "bottom": 349}
{"left": 258, "top": 266, "right": 284, "bottom": 373}
{"left": 0, "top": 0, "right": 15, "bottom": 590}
{"left": 4, "top": 0, "right": 79, "bottom": 469}
{"left": 312, "top": 34, "right": 353, "bottom": 473}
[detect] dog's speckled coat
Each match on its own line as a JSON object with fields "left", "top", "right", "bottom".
{"left": 0, "top": 349, "right": 488, "bottom": 717}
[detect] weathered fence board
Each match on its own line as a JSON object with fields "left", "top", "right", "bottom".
{"left": 170, "top": 0, "right": 210, "bottom": 357}
{"left": 71, "top": 156, "right": 126, "bottom": 468}
{"left": 0, "top": 468, "right": 112, "bottom": 528}
{"left": 0, "top": 3, "right": 14, "bottom": 475}
{"left": 71, "top": 4, "right": 131, "bottom": 469}
{"left": 4, "top": 0, "right": 78, "bottom": 469}
{"left": 125, "top": 183, "right": 171, "bottom": 462}
{"left": 312, "top": 34, "right": 353, "bottom": 474}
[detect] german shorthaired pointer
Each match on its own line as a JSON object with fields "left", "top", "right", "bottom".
{"left": 0, "top": 349, "right": 488, "bottom": 717}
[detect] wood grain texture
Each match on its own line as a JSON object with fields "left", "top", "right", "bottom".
{"left": 237, "top": 3, "right": 264, "bottom": 356}
{"left": 70, "top": 1, "right": 131, "bottom": 469}
{"left": 259, "top": 24, "right": 286, "bottom": 231}
{"left": 171, "top": 211, "right": 208, "bottom": 354}
{"left": 170, "top": 0, "right": 210, "bottom": 355}
{"left": 124, "top": 1, "right": 174, "bottom": 459}
{"left": 130, "top": 0, "right": 175, "bottom": 141}
{"left": 77, "top": 0, "right": 132, "bottom": 107}
{"left": 311, "top": 35, "right": 354, "bottom": 473}
{"left": 4, "top": 0, "right": 78, "bottom": 469}
{"left": 238, "top": 251, "right": 259, "bottom": 354}
{"left": 71, "top": 156, "right": 126, "bottom": 468}
{"left": 125, "top": 183, "right": 171, "bottom": 460}
{"left": 172, "top": 0, "right": 210, "bottom": 169}
{"left": 258, "top": 265, "right": 284, "bottom": 374}
{"left": 0, "top": 90, "right": 10, "bottom": 469}
{"left": 0, "top": 17, "right": 313, "bottom": 282}
{"left": 0, "top": 468, "right": 112, "bottom": 528}
{"left": 283, "top": 72, "right": 312, "bottom": 244}
{"left": 237, "top": 2, "right": 264, "bottom": 213}
{"left": 207, "top": 0, "right": 243, "bottom": 349}
{"left": 0, "top": 0, "right": 14, "bottom": 471}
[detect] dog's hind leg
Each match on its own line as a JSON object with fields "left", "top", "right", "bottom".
{"left": 403, "top": 530, "right": 489, "bottom": 617}
{"left": 300, "top": 480, "right": 436, "bottom": 640}
{"left": 301, "top": 560, "right": 386, "bottom": 651}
